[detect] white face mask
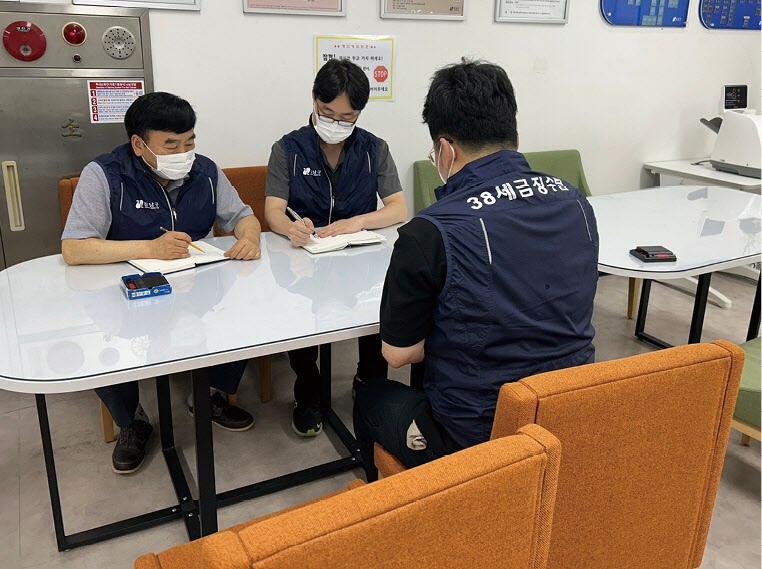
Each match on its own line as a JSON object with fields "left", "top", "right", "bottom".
{"left": 141, "top": 139, "right": 195, "bottom": 181}
{"left": 435, "top": 140, "right": 456, "bottom": 185}
{"left": 312, "top": 107, "right": 356, "bottom": 145}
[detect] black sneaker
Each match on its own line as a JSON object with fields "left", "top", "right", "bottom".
{"left": 189, "top": 392, "right": 255, "bottom": 432}
{"left": 112, "top": 420, "right": 153, "bottom": 474}
{"left": 292, "top": 403, "right": 322, "bottom": 437}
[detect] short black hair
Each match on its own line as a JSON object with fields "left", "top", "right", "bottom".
{"left": 124, "top": 92, "right": 196, "bottom": 141}
{"left": 422, "top": 59, "right": 518, "bottom": 152}
{"left": 313, "top": 59, "right": 370, "bottom": 111}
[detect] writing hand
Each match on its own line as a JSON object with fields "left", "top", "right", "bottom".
{"left": 151, "top": 231, "right": 192, "bottom": 259}
{"left": 289, "top": 217, "right": 316, "bottom": 247}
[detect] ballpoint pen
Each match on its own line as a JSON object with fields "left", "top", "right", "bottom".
{"left": 159, "top": 226, "right": 204, "bottom": 252}
{"left": 285, "top": 206, "right": 318, "bottom": 237}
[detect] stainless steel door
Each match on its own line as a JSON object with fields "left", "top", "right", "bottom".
{"left": 0, "top": 230, "right": 6, "bottom": 270}
{"left": 0, "top": 77, "right": 127, "bottom": 266}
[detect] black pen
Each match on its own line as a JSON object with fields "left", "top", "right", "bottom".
{"left": 285, "top": 207, "right": 318, "bottom": 237}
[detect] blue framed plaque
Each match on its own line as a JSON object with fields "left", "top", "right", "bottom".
{"left": 700, "top": 0, "right": 760, "bottom": 29}
{"left": 601, "top": 0, "right": 690, "bottom": 27}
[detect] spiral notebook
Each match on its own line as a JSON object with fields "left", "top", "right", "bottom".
{"left": 302, "top": 230, "right": 386, "bottom": 254}
{"left": 128, "top": 241, "right": 228, "bottom": 275}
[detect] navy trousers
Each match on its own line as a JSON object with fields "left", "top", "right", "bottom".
{"left": 353, "top": 379, "right": 461, "bottom": 482}
{"left": 288, "top": 333, "right": 387, "bottom": 409}
{"left": 95, "top": 360, "right": 247, "bottom": 428}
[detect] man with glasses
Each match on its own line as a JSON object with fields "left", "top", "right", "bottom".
{"left": 264, "top": 59, "right": 407, "bottom": 437}
{"left": 61, "top": 92, "right": 261, "bottom": 474}
{"left": 353, "top": 59, "right": 599, "bottom": 481}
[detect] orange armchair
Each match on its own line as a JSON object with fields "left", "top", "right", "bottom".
{"left": 378, "top": 341, "right": 743, "bottom": 569}
{"left": 489, "top": 340, "right": 743, "bottom": 569}
{"left": 136, "top": 424, "right": 561, "bottom": 569}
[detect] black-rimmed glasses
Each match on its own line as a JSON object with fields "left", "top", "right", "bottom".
{"left": 315, "top": 109, "right": 358, "bottom": 128}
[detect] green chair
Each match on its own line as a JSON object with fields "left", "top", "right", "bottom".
{"left": 413, "top": 149, "right": 591, "bottom": 214}
{"left": 733, "top": 337, "right": 761, "bottom": 445}
{"left": 413, "top": 160, "right": 441, "bottom": 213}
{"left": 524, "top": 149, "right": 591, "bottom": 197}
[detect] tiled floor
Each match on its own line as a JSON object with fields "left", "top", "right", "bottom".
{"left": 0, "top": 273, "right": 759, "bottom": 568}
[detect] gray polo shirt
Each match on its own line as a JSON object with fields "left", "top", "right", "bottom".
{"left": 265, "top": 136, "right": 403, "bottom": 203}
{"left": 62, "top": 160, "right": 253, "bottom": 240}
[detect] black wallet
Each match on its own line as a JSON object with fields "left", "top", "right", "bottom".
{"left": 629, "top": 246, "right": 677, "bottom": 263}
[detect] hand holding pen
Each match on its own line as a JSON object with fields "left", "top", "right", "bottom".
{"left": 151, "top": 226, "right": 199, "bottom": 260}
{"left": 285, "top": 207, "right": 317, "bottom": 247}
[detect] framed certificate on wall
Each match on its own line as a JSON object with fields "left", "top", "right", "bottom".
{"left": 244, "top": 0, "right": 345, "bottom": 16}
{"left": 381, "top": 0, "right": 465, "bottom": 20}
{"left": 495, "top": 0, "right": 569, "bottom": 24}
{"left": 73, "top": 0, "right": 199, "bottom": 9}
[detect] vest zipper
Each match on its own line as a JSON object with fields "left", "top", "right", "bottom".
{"left": 156, "top": 182, "right": 176, "bottom": 231}
{"left": 328, "top": 177, "right": 334, "bottom": 225}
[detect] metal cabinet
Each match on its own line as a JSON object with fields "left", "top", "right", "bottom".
{"left": 0, "top": 3, "right": 153, "bottom": 269}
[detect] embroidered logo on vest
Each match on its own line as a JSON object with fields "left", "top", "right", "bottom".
{"left": 302, "top": 167, "right": 322, "bottom": 177}
{"left": 135, "top": 199, "right": 160, "bottom": 210}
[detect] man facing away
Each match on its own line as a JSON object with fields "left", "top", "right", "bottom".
{"left": 354, "top": 59, "right": 599, "bottom": 481}
{"left": 62, "top": 92, "right": 261, "bottom": 474}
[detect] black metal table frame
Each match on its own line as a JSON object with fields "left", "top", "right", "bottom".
{"left": 36, "top": 343, "right": 361, "bottom": 551}
{"left": 635, "top": 272, "right": 761, "bottom": 349}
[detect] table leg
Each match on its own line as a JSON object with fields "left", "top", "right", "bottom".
{"left": 688, "top": 273, "right": 712, "bottom": 344}
{"left": 678, "top": 276, "right": 731, "bottom": 309}
{"left": 319, "top": 343, "right": 332, "bottom": 408}
{"left": 156, "top": 375, "right": 200, "bottom": 541}
{"left": 192, "top": 368, "right": 218, "bottom": 536}
{"left": 748, "top": 276, "right": 761, "bottom": 342}
{"left": 635, "top": 279, "right": 673, "bottom": 350}
{"left": 627, "top": 278, "right": 641, "bottom": 320}
{"left": 35, "top": 389, "right": 198, "bottom": 551}
{"left": 36, "top": 394, "right": 67, "bottom": 552}
{"left": 319, "top": 344, "right": 360, "bottom": 455}
{"left": 635, "top": 279, "right": 652, "bottom": 338}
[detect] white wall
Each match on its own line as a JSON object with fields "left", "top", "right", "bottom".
{"left": 33, "top": 1, "right": 762, "bottom": 201}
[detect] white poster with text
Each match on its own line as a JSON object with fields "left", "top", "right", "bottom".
{"left": 88, "top": 80, "right": 145, "bottom": 123}
{"left": 315, "top": 36, "right": 395, "bottom": 102}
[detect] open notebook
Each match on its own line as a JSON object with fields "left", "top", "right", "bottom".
{"left": 128, "top": 241, "right": 228, "bottom": 275}
{"left": 303, "top": 230, "right": 386, "bottom": 254}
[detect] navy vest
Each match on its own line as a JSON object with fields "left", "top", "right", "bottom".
{"left": 280, "top": 121, "right": 379, "bottom": 227}
{"left": 419, "top": 150, "right": 599, "bottom": 448}
{"left": 94, "top": 144, "right": 218, "bottom": 242}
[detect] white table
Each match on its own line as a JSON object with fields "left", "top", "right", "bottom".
{"left": 644, "top": 160, "right": 761, "bottom": 309}
{"left": 644, "top": 159, "right": 761, "bottom": 192}
{"left": 589, "top": 186, "right": 761, "bottom": 348}
{"left": 0, "top": 227, "right": 397, "bottom": 550}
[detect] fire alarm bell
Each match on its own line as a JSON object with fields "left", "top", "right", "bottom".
{"left": 3, "top": 21, "right": 47, "bottom": 62}
{"left": 62, "top": 22, "right": 87, "bottom": 47}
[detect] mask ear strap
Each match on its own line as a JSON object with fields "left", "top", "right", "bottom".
{"left": 447, "top": 141, "right": 456, "bottom": 179}
{"left": 140, "top": 138, "right": 155, "bottom": 157}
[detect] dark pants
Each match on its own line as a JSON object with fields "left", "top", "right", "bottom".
{"left": 288, "top": 333, "right": 387, "bottom": 409}
{"left": 353, "top": 379, "right": 461, "bottom": 482}
{"left": 95, "top": 360, "right": 248, "bottom": 428}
